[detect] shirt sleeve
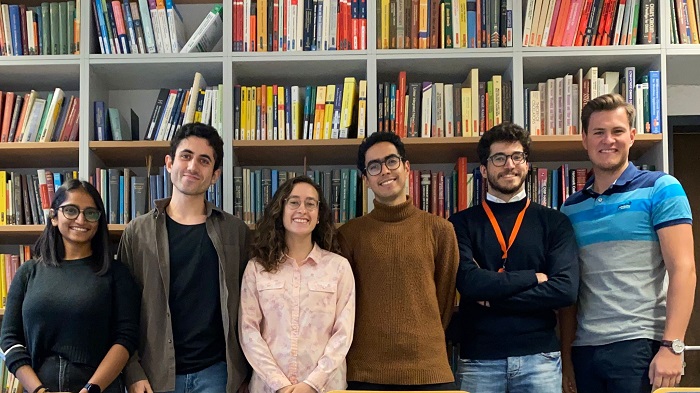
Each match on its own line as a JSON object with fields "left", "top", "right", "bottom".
{"left": 434, "top": 220, "right": 459, "bottom": 329}
{"left": 489, "top": 214, "right": 579, "bottom": 311}
{"left": 238, "top": 260, "right": 293, "bottom": 391}
{"left": 0, "top": 263, "right": 32, "bottom": 375}
{"left": 304, "top": 257, "right": 356, "bottom": 392}
{"left": 110, "top": 261, "right": 141, "bottom": 356}
{"left": 450, "top": 215, "right": 539, "bottom": 302}
{"left": 651, "top": 175, "right": 693, "bottom": 231}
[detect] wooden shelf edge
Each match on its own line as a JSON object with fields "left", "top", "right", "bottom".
{"left": 0, "top": 142, "right": 80, "bottom": 149}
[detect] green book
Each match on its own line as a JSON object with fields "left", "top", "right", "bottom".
{"left": 58, "top": 2, "right": 68, "bottom": 54}
{"left": 487, "top": 80, "right": 494, "bottom": 129}
{"left": 41, "top": 3, "right": 51, "bottom": 55}
{"left": 50, "top": 2, "right": 59, "bottom": 54}
{"left": 67, "top": 1, "right": 75, "bottom": 53}
{"left": 36, "top": 92, "right": 53, "bottom": 142}
{"left": 443, "top": 0, "right": 453, "bottom": 48}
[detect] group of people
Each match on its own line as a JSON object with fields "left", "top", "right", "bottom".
{"left": 0, "top": 92, "right": 694, "bottom": 393}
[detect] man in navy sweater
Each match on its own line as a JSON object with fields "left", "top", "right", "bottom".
{"left": 448, "top": 122, "right": 579, "bottom": 393}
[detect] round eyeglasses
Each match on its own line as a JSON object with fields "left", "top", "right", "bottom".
{"left": 365, "top": 154, "right": 404, "bottom": 176}
{"left": 285, "top": 197, "right": 320, "bottom": 211}
{"left": 56, "top": 205, "right": 102, "bottom": 222}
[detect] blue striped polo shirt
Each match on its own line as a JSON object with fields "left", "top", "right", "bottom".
{"left": 560, "top": 163, "right": 692, "bottom": 346}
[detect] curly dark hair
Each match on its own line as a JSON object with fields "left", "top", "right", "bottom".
{"left": 251, "top": 176, "right": 340, "bottom": 272}
{"left": 170, "top": 122, "right": 224, "bottom": 171}
{"left": 357, "top": 131, "right": 407, "bottom": 174}
{"left": 477, "top": 122, "right": 531, "bottom": 166}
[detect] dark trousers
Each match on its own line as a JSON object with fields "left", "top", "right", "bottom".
{"left": 347, "top": 381, "right": 458, "bottom": 391}
{"left": 571, "top": 338, "right": 660, "bottom": 393}
{"left": 36, "top": 355, "right": 124, "bottom": 393}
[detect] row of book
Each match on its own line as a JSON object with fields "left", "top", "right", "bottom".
{"left": 0, "top": 170, "right": 78, "bottom": 226}
{"left": 92, "top": 166, "right": 221, "bottom": 224}
{"left": 232, "top": 0, "right": 367, "bottom": 51}
{"left": 233, "top": 77, "right": 367, "bottom": 140}
{"left": 0, "top": 1, "right": 80, "bottom": 56}
{"left": 377, "top": 0, "right": 514, "bottom": 49}
{"left": 523, "top": 66, "right": 661, "bottom": 136}
{"left": 0, "top": 245, "right": 30, "bottom": 306}
{"left": 523, "top": 0, "right": 657, "bottom": 47}
{"left": 92, "top": 0, "right": 223, "bottom": 54}
{"left": 380, "top": 70, "right": 511, "bottom": 138}
{"left": 672, "top": 0, "right": 700, "bottom": 43}
{"left": 0, "top": 89, "right": 78, "bottom": 143}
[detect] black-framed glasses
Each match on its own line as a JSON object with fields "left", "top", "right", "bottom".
{"left": 56, "top": 205, "right": 102, "bottom": 222}
{"left": 285, "top": 197, "right": 320, "bottom": 211}
{"left": 488, "top": 152, "right": 528, "bottom": 167}
{"left": 365, "top": 154, "right": 404, "bottom": 176}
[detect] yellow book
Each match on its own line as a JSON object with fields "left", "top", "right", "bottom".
{"left": 462, "top": 68, "right": 479, "bottom": 136}
{"left": 0, "top": 170, "right": 6, "bottom": 225}
{"left": 492, "top": 75, "right": 502, "bottom": 125}
{"left": 462, "top": 87, "right": 472, "bottom": 137}
{"left": 1, "top": 254, "right": 6, "bottom": 307}
{"left": 357, "top": 80, "right": 368, "bottom": 138}
{"left": 266, "top": 86, "right": 274, "bottom": 140}
{"left": 313, "top": 86, "right": 327, "bottom": 140}
{"left": 339, "top": 77, "right": 357, "bottom": 138}
{"left": 255, "top": 87, "right": 262, "bottom": 140}
{"left": 240, "top": 87, "right": 248, "bottom": 140}
{"left": 323, "top": 84, "right": 335, "bottom": 139}
{"left": 277, "top": 86, "right": 286, "bottom": 140}
{"left": 459, "top": 0, "right": 467, "bottom": 47}
{"left": 382, "top": 0, "right": 390, "bottom": 48}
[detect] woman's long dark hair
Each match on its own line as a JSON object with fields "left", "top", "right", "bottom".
{"left": 33, "top": 179, "right": 111, "bottom": 275}
{"left": 251, "top": 176, "right": 340, "bottom": 273}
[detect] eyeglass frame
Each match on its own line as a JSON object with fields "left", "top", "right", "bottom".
{"left": 364, "top": 154, "right": 405, "bottom": 176}
{"left": 54, "top": 204, "right": 102, "bottom": 222}
{"left": 284, "top": 197, "right": 321, "bottom": 211}
{"left": 487, "top": 151, "right": 528, "bottom": 167}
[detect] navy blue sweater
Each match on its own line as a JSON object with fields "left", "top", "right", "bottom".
{"left": 448, "top": 198, "right": 579, "bottom": 359}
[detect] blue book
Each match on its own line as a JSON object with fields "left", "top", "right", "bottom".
{"left": 349, "top": 169, "right": 357, "bottom": 219}
{"left": 35, "top": 6, "right": 43, "bottom": 54}
{"left": 122, "top": 0, "right": 137, "bottom": 52}
{"left": 9, "top": 5, "right": 22, "bottom": 55}
{"left": 271, "top": 169, "right": 279, "bottom": 196}
{"left": 284, "top": 86, "right": 292, "bottom": 139}
{"left": 551, "top": 168, "right": 559, "bottom": 210}
{"left": 53, "top": 173, "right": 63, "bottom": 191}
{"left": 649, "top": 70, "right": 661, "bottom": 134}
{"left": 119, "top": 175, "right": 124, "bottom": 224}
{"left": 149, "top": 175, "right": 158, "bottom": 209}
{"left": 93, "top": 0, "right": 112, "bottom": 53}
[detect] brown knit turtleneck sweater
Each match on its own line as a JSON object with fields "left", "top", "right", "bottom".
{"left": 338, "top": 197, "right": 458, "bottom": 385}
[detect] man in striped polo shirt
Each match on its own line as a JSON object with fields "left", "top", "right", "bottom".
{"left": 560, "top": 93, "right": 696, "bottom": 393}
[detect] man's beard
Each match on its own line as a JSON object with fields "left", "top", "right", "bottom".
{"left": 487, "top": 170, "right": 526, "bottom": 196}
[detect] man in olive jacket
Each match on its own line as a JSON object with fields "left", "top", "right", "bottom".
{"left": 118, "top": 123, "right": 251, "bottom": 393}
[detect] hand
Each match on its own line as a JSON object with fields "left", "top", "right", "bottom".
{"left": 562, "top": 358, "right": 577, "bottom": 393}
{"left": 289, "top": 382, "right": 317, "bottom": 393}
{"left": 536, "top": 273, "right": 548, "bottom": 284}
{"left": 277, "top": 386, "right": 293, "bottom": 393}
{"left": 129, "top": 379, "right": 154, "bottom": 393}
{"left": 648, "top": 347, "right": 683, "bottom": 390}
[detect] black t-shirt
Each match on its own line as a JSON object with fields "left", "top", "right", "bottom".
{"left": 166, "top": 215, "right": 226, "bottom": 374}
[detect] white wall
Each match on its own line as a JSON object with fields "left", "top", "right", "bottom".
{"left": 668, "top": 86, "right": 700, "bottom": 116}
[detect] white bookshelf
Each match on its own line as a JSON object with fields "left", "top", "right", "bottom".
{"left": 0, "top": 0, "right": 691, "bottom": 243}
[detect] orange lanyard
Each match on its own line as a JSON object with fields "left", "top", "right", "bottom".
{"left": 482, "top": 199, "right": 531, "bottom": 272}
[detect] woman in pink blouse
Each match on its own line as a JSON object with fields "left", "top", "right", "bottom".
{"left": 239, "top": 176, "right": 356, "bottom": 393}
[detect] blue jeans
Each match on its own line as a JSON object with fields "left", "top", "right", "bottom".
{"left": 163, "top": 361, "right": 228, "bottom": 393}
{"left": 456, "top": 351, "right": 562, "bottom": 393}
{"left": 36, "top": 355, "right": 124, "bottom": 393}
{"left": 571, "top": 339, "right": 660, "bottom": 393}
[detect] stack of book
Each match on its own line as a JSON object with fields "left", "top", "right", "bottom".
{"left": 0, "top": 1, "right": 81, "bottom": 55}
{"left": 1, "top": 89, "right": 79, "bottom": 143}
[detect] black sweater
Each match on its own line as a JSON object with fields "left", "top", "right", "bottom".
{"left": 0, "top": 257, "right": 141, "bottom": 374}
{"left": 448, "top": 198, "right": 579, "bottom": 359}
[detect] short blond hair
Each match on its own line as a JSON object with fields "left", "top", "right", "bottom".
{"left": 581, "top": 93, "right": 635, "bottom": 134}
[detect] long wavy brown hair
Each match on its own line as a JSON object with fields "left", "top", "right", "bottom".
{"left": 251, "top": 175, "right": 340, "bottom": 272}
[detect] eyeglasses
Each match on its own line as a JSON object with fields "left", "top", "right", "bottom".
{"left": 56, "top": 204, "right": 102, "bottom": 222}
{"left": 365, "top": 154, "right": 404, "bottom": 176}
{"left": 285, "top": 197, "right": 320, "bottom": 211}
{"left": 488, "top": 152, "right": 528, "bottom": 167}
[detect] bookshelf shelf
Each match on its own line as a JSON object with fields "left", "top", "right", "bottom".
{"left": 0, "top": 225, "right": 44, "bottom": 244}
{"left": 233, "top": 139, "right": 362, "bottom": 166}
{"left": 232, "top": 57, "right": 368, "bottom": 86}
{"left": 0, "top": 142, "right": 80, "bottom": 168}
{"left": 522, "top": 52, "right": 663, "bottom": 84}
{"left": 90, "top": 141, "right": 171, "bottom": 167}
{"left": 666, "top": 51, "right": 700, "bottom": 85}
{"left": 376, "top": 48, "right": 515, "bottom": 58}
{"left": 90, "top": 59, "right": 225, "bottom": 90}
{"left": 376, "top": 55, "right": 514, "bottom": 82}
{"left": 520, "top": 45, "right": 662, "bottom": 55}
{"left": 0, "top": 59, "right": 81, "bottom": 91}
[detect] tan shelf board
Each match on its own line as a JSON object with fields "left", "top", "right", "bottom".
{"left": 0, "top": 142, "right": 80, "bottom": 168}
{"left": 90, "top": 141, "right": 171, "bottom": 168}
{"left": 0, "top": 225, "right": 45, "bottom": 244}
{"left": 232, "top": 134, "right": 662, "bottom": 166}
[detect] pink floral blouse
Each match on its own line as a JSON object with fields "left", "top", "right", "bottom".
{"left": 239, "top": 244, "right": 356, "bottom": 393}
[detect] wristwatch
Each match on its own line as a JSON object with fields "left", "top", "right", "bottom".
{"left": 661, "top": 339, "right": 686, "bottom": 355}
{"left": 84, "top": 383, "right": 102, "bottom": 393}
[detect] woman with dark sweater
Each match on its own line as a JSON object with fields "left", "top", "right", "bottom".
{"left": 0, "top": 179, "right": 140, "bottom": 393}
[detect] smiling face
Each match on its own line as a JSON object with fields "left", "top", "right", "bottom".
{"left": 481, "top": 141, "right": 528, "bottom": 201}
{"left": 166, "top": 136, "right": 221, "bottom": 198}
{"left": 51, "top": 189, "right": 99, "bottom": 256}
{"left": 283, "top": 182, "right": 320, "bottom": 240}
{"left": 582, "top": 107, "right": 636, "bottom": 174}
{"left": 363, "top": 141, "right": 410, "bottom": 206}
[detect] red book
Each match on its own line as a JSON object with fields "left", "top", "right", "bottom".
{"left": 396, "top": 71, "right": 407, "bottom": 137}
{"left": 456, "top": 157, "right": 468, "bottom": 211}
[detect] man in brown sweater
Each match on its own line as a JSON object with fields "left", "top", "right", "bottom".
{"left": 338, "top": 132, "right": 459, "bottom": 391}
